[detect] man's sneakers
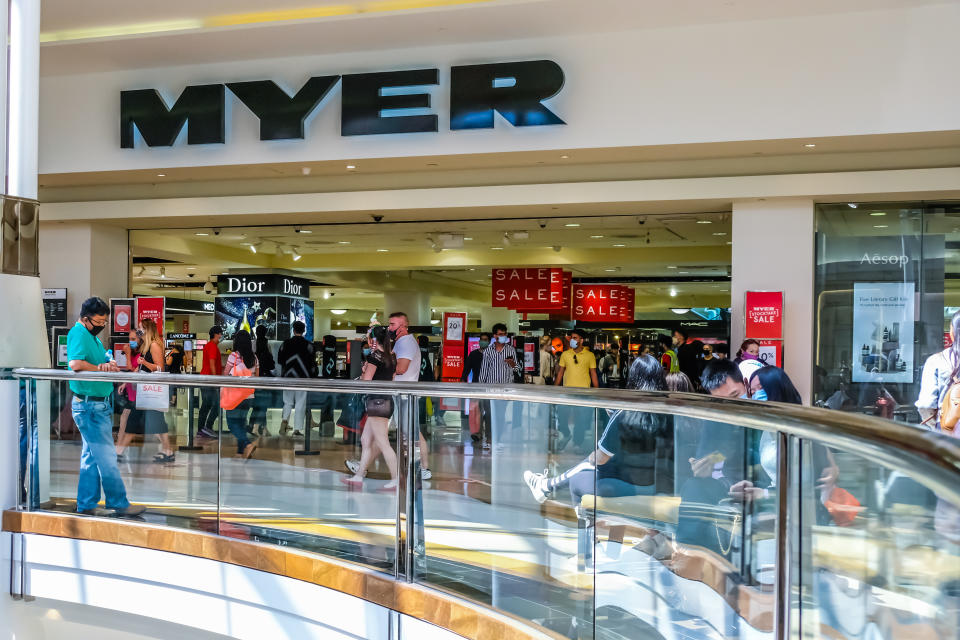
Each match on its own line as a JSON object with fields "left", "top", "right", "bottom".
{"left": 421, "top": 468, "right": 433, "bottom": 481}
{"left": 77, "top": 504, "right": 147, "bottom": 518}
{"left": 344, "top": 459, "right": 360, "bottom": 475}
{"left": 523, "top": 470, "right": 550, "bottom": 504}
{"left": 197, "top": 427, "right": 217, "bottom": 440}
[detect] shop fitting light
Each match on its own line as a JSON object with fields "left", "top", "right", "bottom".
{"left": 671, "top": 308, "right": 690, "bottom": 314}
{"left": 159, "top": 267, "right": 166, "bottom": 279}
{"left": 330, "top": 309, "right": 347, "bottom": 315}
{"left": 291, "top": 248, "right": 302, "bottom": 261}
{"left": 250, "top": 242, "right": 262, "bottom": 254}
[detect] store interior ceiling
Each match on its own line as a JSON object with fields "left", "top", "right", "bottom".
{"left": 130, "top": 211, "right": 733, "bottom": 325}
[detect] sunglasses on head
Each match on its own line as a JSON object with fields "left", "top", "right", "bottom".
{"left": 573, "top": 354, "right": 578, "bottom": 364}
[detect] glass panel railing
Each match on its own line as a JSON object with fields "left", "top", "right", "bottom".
{"left": 13, "top": 369, "right": 960, "bottom": 640}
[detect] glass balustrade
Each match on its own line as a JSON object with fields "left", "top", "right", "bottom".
{"left": 11, "top": 369, "right": 960, "bottom": 640}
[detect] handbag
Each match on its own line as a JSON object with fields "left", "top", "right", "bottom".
{"left": 136, "top": 381, "right": 170, "bottom": 412}
{"left": 220, "top": 354, "right": 255, "bottom": 410}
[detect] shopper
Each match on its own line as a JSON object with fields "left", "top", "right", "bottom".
{"left": 478, "top": 323, "right": 523, "bottom": 451}
{"left": 342, "top": 325, "right": 398, "bottom": 490}
{"left": 115, "top": 328, "right": 143, "bottom": 461}
{"left": 917, "top": 310, "right": 960, "bottom": 431}
{"left": 461, "top": 332, "right": 491, "bottom": 443}
{"left": 523, "top": 355, "right": 672, "bottom": 504}
{"left": 416, "top": 335, "right": 443, "bottom": 428}
{"left": 137, "top": 318, "right": 176, "bottom": 464}
{"left": 538, "top": 335, "right": 556, "bottom": 385}
{"left": 223, "top": 329, "right": 259, "bottom": 459}
{"left": 165, "top": 343, "right": 185, "bottom": 407}
{"left": 599, "top": 345, "right": 620, "bottom": 388}
{"left": 249, "top": 324, "right": 276, "bottom": 436}
{"left": 734, "top": 339, "right": 761, "bottom": 365}
{"left": 461, "top": 333, "right": 490, "bottom": 383}
{"left": 554, "top": 329, "right": 599, "bottom": 451}
{"left": 673, "top": 328, "right": 701, "bottom": 384}
{"left": 389, "top": 312, "right": 432, "bottom": 480}
{"left": 67, "top": 297, "right": 144, "bottom": 517}
{"left": 659, "top": 334, "right": 678, "bottom": 374}
{"left": 197, "top": 326, "right": 223, "bottom": 440}
{"left": 279, "top": 320, "right": 317, "bottom": 437}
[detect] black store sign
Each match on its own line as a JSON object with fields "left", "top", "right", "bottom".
{"left": 120, "top": 60, "right": 565, "bottom": 147}
{"left": 217, "top": 274, "right": 310, "bottom": 298}
{"left": 42, "top": 288, "right": 68, "bottom": 327}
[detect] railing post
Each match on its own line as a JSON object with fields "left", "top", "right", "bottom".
{"left": 180, "top": 387, "right": 202, "bottom": 451}
{"left": 775, "top": 431, "right": 792, "bottom": 640}
{"left": 393, "top": 393, "right": 419, "bottom": 582}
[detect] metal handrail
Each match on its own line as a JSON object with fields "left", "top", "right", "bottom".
{"left": 14, "top": 367, "right": 960, "bottom": 507}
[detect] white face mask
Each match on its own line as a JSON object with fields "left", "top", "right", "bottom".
{"left": 497, "top": 335, "right": 510, "bottom": 344}
{"left": 569, "top": 339, "right": 579, "bottom": 349}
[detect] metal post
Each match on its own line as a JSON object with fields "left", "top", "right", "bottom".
{"left": 775, "top": 431, "right": 792, "bottom": 640}
{"left": 180, "top": 387, "right": 202, "bottom": 451}
{"left": 296, "top": 397, "right": 319, "bottom": 456}
{"left": 404, "top": 394, "right": 418, "bottom": 582}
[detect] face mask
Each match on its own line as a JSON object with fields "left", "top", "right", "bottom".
{"left": 478, "top": 340, "right": 490, "bottom": 349}
{"left": 753, "top": 388, "right": 768, "bottom": 402}
{"left": 129, "top": 340, "right": 138, "bottom": 349}
{"left": 742, "top": 352, "right": 758, "bottom": 361}
{"left": 86, "top": 321, "right": 105, "bottom": 337}
{"left": 387, "top": 329, "right": 398, "bottom": 341}
{"left": 497, "top": 336, "right": 510, "bottom": 344}
{"left": 362, "top": 348, "right": 371, "bottom": 356}
{"left": 569, "top": 339, "right": 579, "bottom": 349}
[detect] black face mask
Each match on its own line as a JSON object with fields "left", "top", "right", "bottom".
{"left": 388, "top": 329, "right": 398, "bottom": 341}
{"left": 85, "top": 320, "right": 105, "bottom": 337}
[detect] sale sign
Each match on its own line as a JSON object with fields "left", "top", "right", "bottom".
{"left": 619, "top": 287, "right": 636, "bottom": 323}
{"left": 136, "top": 297, "right": 165, "bottom": 331}
{"left": 440, "top": 312, "right": 467, "bottom": 381}
{"left": 745, "top": 291, "right": 783, "bottom": 340}
{"left": 758, "top": 340, "right": 783, "bottom": 367}
{"left": 492, "top": 268, "right": 566, "bottom": 311}
{"left": 573, "top": 285, "right": 633, "bottom": 323}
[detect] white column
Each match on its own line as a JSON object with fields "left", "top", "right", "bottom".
{"left": 731, "top": 198, "right": 815, "bottom": 402}
{"left": 8, "top": 0, "right": 39, "bottom": 199}
{"left": 383, "top": 290, "right": 431, "bottom": 325}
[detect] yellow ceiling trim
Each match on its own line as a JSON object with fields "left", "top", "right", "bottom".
{"left": 41, "top": 0, "right": 496, "bottom": 44}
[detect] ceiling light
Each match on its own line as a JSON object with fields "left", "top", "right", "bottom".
{"left": 560, "top": 154, "right": 569, "bottom": 159}
{"left": 195, "top": 232, "right": 208, "bottom": 236}
{"left": 848, "top": 203, "right": 858, "bottom": 209}
{"left": 431, "top": 308, "right": 436, "bottom": 312}
{"left": 336, "top": 321, "right": 342, "bottom": 326}
{"left": 329, "top": 309, "right": 347, "bottom": 315}
{"left": 430, "top": 319, "right": 440, "bottom": 325}
{"left": 679, "top": 271, "right": 689, "bottom": 274}
{"left": 377, "top": 248, "right": 389, "bottom": 252}
{"left": 667, "top": 265, "right": 678, "bottom": 269}
{"left": 346, "top": 165, "right": 357, "bottom": 170}
{"left": 604, "top": 268, "right": 617, "bottom": 272}
{"left": 696, "top": 220, "right": 712, "bottom": 224}
{"left": 159, "top": 267, "right": 166, "bottom": 278}
{"left": 491, "top": 247, "right": 503, "bottom": 250}
{"left": 590, "top": 235, "right": 604, "bottom": 239}
{"left": 187, "top": 267, "right": 196, "bottom": 270}
{"left": 323, "top": 291, "right": 330, "bottom": 299}
{"left": 669, "top": 288, "right": 678, "bottom": 298}
{"left": 249, "top": 243, "right": 260, "bottom": 254}
{"left": 338, "top": 240, "right": 351, "bottom": 245}
{"left": 712, "top": 232, "right": 727, "bottom": 236}
{"left": 874, "top": 224, "right": 889, "bottom": 229}
{"left": 291, "top": 248, "right": 302, "bottom": 261}
{"left": 564, "top": 223, "right": 580, "bottom": 227}
{"left": 613, "top": 243, "right": 625, "bottom": 247}
{"left": 671, "top": 308, "right": 690, "bottom": 314}
{"left": 156, "top": 173, "right": 166, "bottom": 177}
{"left": 804, "top": 144, "right": 816, "bottom": 148}
{"left": 869, "top": 212, "right": 887, "bottom": 217}
{"left": 300, "top": 229, "right": 312, "bottom": 234}
{"left": 464, "top": 237, "right": 473, "bottom": 241}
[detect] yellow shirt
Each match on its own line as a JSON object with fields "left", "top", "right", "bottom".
{"left": 558, "top": 348, "right": 596, "bottom": 388}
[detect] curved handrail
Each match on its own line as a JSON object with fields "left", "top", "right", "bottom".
{"left": 15, "top": 367, "right": 960, "bottom": 507}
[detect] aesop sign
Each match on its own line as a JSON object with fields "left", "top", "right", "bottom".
{"left": 217, "top": 275, "right": 310, "bottom": 298}
{"left": 121, "top": 60, "right": 565, "bottom": 148}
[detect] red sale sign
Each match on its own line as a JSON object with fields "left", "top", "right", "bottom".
{"left": 136, "top": 297, "right": 165, "bottom": 331}
{"left": 745, "top": 291, "right": 783, "bottom": 340}
{"left": 573, "top": 285, "right": 633, "bottom": 323}
{"left": 491, "top": 268, "right": 565, "bottom": 311}
{"left": 619, "top": 287, "right": 635, "bottom": 323}
{"left": 440, "top": 312, "right": 467, "bottom": 381}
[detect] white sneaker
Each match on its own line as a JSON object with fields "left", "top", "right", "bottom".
{"left": 344, "top": 459, "right": 360, "bottom": 475}
{"left": 421, "top": 468, "right": 433, "bottom": 481}
{"left": 523, "top": 470, "right": 549, "bottom": 504}
{"left": 482, "top": 440, "right": 492, "bottom": 451}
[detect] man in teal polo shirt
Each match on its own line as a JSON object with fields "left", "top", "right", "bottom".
{"left": 67, "top": 297, "right": 144, "bottom": 517}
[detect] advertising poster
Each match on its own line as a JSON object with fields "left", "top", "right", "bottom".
{"left": 757, "top": 340, "right": 783, "bottom": 368}
{"left": 215, "top": 295, "right": 277, "bottom": 340}
{"left": 852, "top": 282, "right": 915, "bottom": 383}
{"left": 110, "top": 298, "right": 135, "bottom": 335}
{"left": 745, "top": 291, "right": 783, "bottom": 340}
{"left": 440, "top": 312, "right": 467, "bottom": 381}
{"left": 136, "top": 297, "right": 165, "bottom": 331}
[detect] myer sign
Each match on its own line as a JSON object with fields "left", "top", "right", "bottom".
{"left": 217, "top": 275, "right": 310, "bottom": 298}
{"left": 120, "top": 60, "right": 565, "bottom": 147}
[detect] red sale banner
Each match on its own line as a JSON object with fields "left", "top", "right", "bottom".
{"left": 136, "top": 297, "right": 165, "bottom": 331}
{"left": 440, "top": 311, "right": 467, "bottom": 381}
{"left": 491, "top": 268, "right": 565, "bottom": 311}
{"left": 758, "top": 340, "right": 783, "bottom": 367}
{"left": 745, "top": 291, "right": 783, "bottom": 340}
{"left": 523, "top": 270, "right": 573, "bottom": 317}
{"left": 619, "top": 287, "right": 636, "bottom": 323}
{"left": 572, "top": 285, "right": 633, "bottom": 323}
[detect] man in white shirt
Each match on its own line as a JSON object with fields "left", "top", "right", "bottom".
{"left": 389, "top": 312, "right": 431, "bottom": 480}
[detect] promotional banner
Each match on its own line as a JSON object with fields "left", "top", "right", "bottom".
{"left": 110, "top": 298, "right": 135, "bottom": 335}
{"left": 492, "top": 268, "right": 566, "bottom": 311}
{"left": 852, "top": 282, "right": 915, "bottom": 383}
{"left": 135, "top": 297, "right": 165, "bottom": 331}
{"left": 745, "top": 291, "right": 783, "bottom": 340}
{"left": 572, "top": 284, "right": 633, "bottom": 323}
{"left": 440, "top": 312, "right": 467, "bottom": 381}
{"left": 758, "top": 340, "right": 783, "bottom": 367}
{"left": 619, "top": 287, "right": 636, "bottom": 323}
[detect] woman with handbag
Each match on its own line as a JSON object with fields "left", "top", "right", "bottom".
{"left": 341, "top": 325, "right": 397, "bottom": 490}
{"left": 222, "top": 329, "right": 259, "bottom": 459}
{"left": 137, "top": 318, "right": 176, "bottom": 464}
{"left": 115, "top": 328, "right": 143, "bottom": 462}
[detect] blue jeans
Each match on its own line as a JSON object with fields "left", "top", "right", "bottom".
{"left": 226, "top": 398, "right": 254, "bottom": 454}
{"left": 72, "top": 396, "right": 130, "bottom": 512}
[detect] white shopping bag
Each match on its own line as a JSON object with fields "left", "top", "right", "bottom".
{"left": 136, "top": 382, "right": 170, "bottom": 412}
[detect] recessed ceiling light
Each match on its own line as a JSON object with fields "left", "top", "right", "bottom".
{"left": 613, "top": 243, "right": 625, "bottom": 247}
{"left": 669, "top": 288, "right": 678, "bottom": 298}
{"left": 671, "top": 308, "right": 690, "bottom": 314}
{"left": 463, "top": 237, "right": 473, "bottom": 241}
{"left": 337, "top": 240, "right": 350, "bottom": 245}
{"left": 667, "top": 265, "right": 678, "bottom": 269}
{"left": 377, "top": 248, "right": 389, "bottom": 252}
{"left": 560, "top": 154, "right": 569, "bottom": 159}
{"left": 565, "top": 223, "right": 580, "bottom": 227}
{"left": 604, "top": 268, "right": 617, "bottom": 272}
{"left": 156, "top": 173, "right": 166, "bottom": 177}
{"left": 869, "top": 212, "right": 887, "bottom": 217}
{"left": 590, "top": 235, "right": 604, "bottom": 239}
{"left": 696, "top": 220, "right": 712, "bottom": 224}
{"left": 346, "top": 165, "right": 357, "bottom": 170}
{"left": 804, "top": 144, "right": 816, "bottom": 148}
{"left": 713, "top": 232, "right": 727, "bottom": 236}
{"left": 874, "top": 224, "right": 889, "bottom": 229}
{"left": 491, "top": 247, "right": 503, "bottom": 250}
{"left": 299, "top": 229, "right": 312, "bottom": 234}
{"left": 291, "top": 248, "right": 302, "bottom": 261}
{"left": 186, "top": 267, "right": 196, "bottom": 270}
{"left": 679, "top": 271, "right": 689, "bottom": 274}
{"left": 848, "top": 203, "right": 858, "bottom": 209}
{"left": 195, "top": 232, "right": 208, "bottom": 236}
{"left": 329, "top": 309, "right": 347, "bottom": 315}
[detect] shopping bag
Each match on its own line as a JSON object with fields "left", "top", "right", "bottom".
{"left": 220, "top": 355, "right": 255, "bottom": 410}
{"left": 136, "top": 382, "right": 170, "bottom": 412}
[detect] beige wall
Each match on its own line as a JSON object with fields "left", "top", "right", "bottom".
{"left": 731, "top": 199, "right": 815, "bottom": 402}
{"left": 39, "top": 222, "right": 127, "bottom": 321}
